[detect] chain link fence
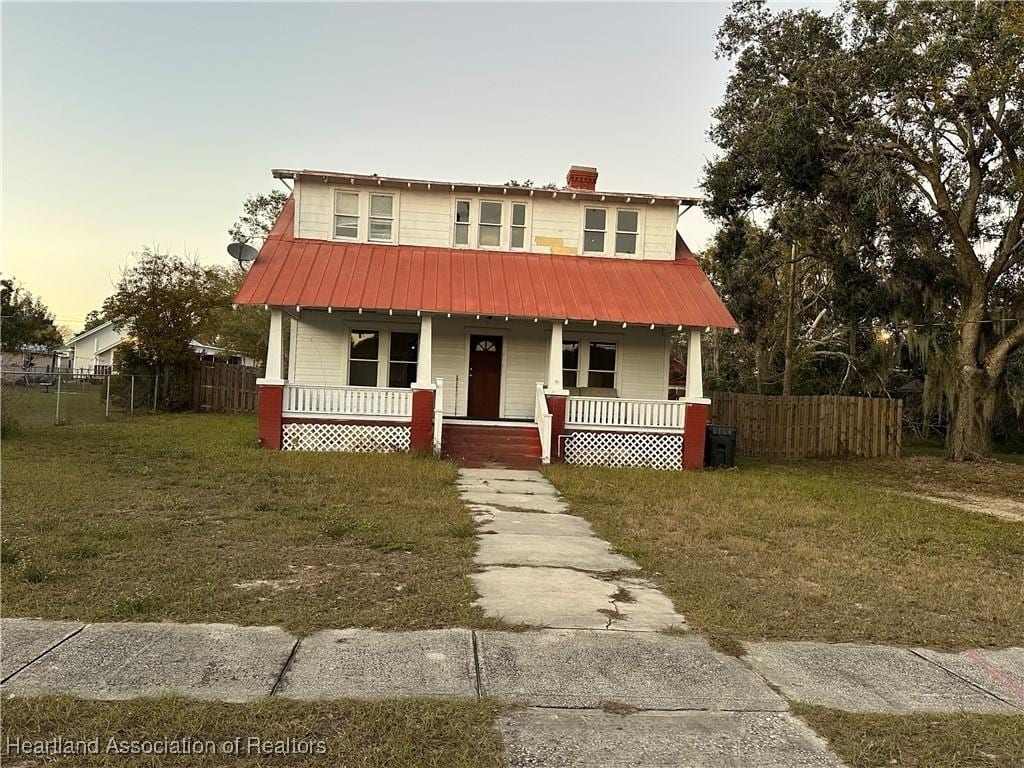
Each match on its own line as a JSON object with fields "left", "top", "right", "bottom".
{"left": 1, "top": 371, "right": 160, "bottom": 432}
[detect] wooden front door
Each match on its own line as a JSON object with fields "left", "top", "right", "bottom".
{"left": 468, "top": 335, "right": 503, "bottom": 419}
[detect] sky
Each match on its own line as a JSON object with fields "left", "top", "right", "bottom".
{"left": 3, "top": 1, "right": 741, "bottom": 333}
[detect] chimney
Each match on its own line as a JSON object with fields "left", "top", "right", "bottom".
{"left": 566, "top": 165, "right": 598, "bottom": 191}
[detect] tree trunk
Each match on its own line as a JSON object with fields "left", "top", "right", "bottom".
{"left": 782, "top": 244, "right": 797, "bottom": 396}
{"left": 947, "top": 363, "right": 996, "bottom": 461}
{"left": 947, "top": 287, "right": 998, "bottom": 461}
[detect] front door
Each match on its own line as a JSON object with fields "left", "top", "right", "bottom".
{"left": 468, "top": 335, "right": 503, "bottom": 419}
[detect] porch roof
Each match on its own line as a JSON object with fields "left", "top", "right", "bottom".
{"left": 234, "top": 198, "right": 737, "bottom": 329}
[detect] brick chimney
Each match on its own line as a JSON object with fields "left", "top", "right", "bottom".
{"left": 566, "top": 165, "right": 598, "bottom": 191}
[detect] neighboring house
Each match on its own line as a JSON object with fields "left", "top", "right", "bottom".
{"left": 0, "top": 344, "right": 69, "bottom": 375}
{"left": 235, "top": 165, "right": 737, "bottom": 470}
{"left": 62, "top": 321, "right": 257, "bottom": 373}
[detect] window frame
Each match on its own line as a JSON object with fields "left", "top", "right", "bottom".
{"left": 368, "top": 193, "right": 396, "bottom": 244}
{"left": 333, "top": 190, "right": 361, "bottom": 241}
{"left": 347, "top": 329, "right": 381, "bottom": 387}
{"left": 477, "top": 200, "right": 504, "bottom": 249}
{"left": 330, "top": 189, "right": 400, "bottom": 245}
{"left": 614, "top": 208, "right": 640, "bottom": 256}
{"left": 562, "top": 339, "right": 580, "bottom": 388}
{"left": 510, "top": 202, "right": 528, "bottom": 250}
{"left": 586, "top": 340, "right": 617, "bottom": 389}
{"left": 583, "top": 207, "right": 608, "bottom": 254}
{"left": 453, "top": 199, "right": 472, "bottom": 247}
{"left": 387, "top": 330, "right": 419, "bottom": 388}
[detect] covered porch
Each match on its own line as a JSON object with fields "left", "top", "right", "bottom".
{"left": 256, "top": 307, "right": 711, "bottom": 469}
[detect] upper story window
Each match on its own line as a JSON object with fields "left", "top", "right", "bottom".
{"left": 369, "top": 194, "right": 395, "bottom": 242}
{"left": 479, "top": 201, "right": 502, "bottom": 247}
{"left": 454, "top": 200, "right": 471, "bottom": 246}
{"left": 615, "top": 210, "right": 639, "bottom": 255}
{"left": 335, "top": 191, "right": 360, "bottom": 239}
{"left": 583, "top": 208, "right": 607, "bottom": 253}
{"left": 511, "top": 203, "right": 527, "bottom": 249}
{"left": 332, "top": 190, "right": 397, "bottom": 244}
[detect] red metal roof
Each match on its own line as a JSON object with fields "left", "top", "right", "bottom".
{"left": 234, "top": 198, "right": 737, "bottom": 329}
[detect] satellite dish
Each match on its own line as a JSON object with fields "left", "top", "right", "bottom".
{"left": 227, "top": 242, "right": 259, "bottom": 265}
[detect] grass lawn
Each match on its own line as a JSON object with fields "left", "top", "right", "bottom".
{"left": 0, "top": 696, "right": 504, "bottom": 767}
{"left": 2, "top": 414, "right": 499, "bottom": 633}
{"left": 796, "top": 706, "right": 1024, "bottom": 768}
{"left": 544, "top": 455, "right": 1024, "bottom": 648}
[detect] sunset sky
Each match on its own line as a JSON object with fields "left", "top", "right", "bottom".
{"left": 4, "top": 2, "right": 771, "bottom": 333}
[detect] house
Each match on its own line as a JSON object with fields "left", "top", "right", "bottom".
{"left": 234, "top": 165, "right": 737, "bottom": 470}
{"left": 62, "top": 321, "right": 257, "bottom": 374}
{"left": 0, "top": 344, "right": 69, "bottom": 375}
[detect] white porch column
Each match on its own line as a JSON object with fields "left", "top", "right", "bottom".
{"left": 260, "top": 308, "right": 285, "bottom": 383}
{"left": 287, "top": 316, "right": 298, "bottom": 382}
{"left": 413, "top": 313, "right": 433, "bottom": 388}
{"left": 686, "top": 328, "right": 703, "bottom": 399}
{"left": 546, "top": 321, "right": 563, "bottom": 390}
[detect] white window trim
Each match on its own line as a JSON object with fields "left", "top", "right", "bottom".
{"left": 578, "top": 204, "right": 645, "bottom": 258}
{"left": 510, "top": 201, "right": 529, "bottom": 250}
{"left": 582, "top": 206, "right": 608, "bottom": 255}
{"left": 559, "top": 332, "right": 620, "bottom": 390}
{"left": 585, "top": 339, "right": 618, "bottom": 389}
{"left": 368, "top": 192, "right": 397, "bottom": 244}
{"left": 477, "top": 199, "right": 504, "bottom": 250}
{"left": 614, "top": 208, "right": 641, "bottom": 257}
{"left": 331, "top": 188, "right": 400, "bottom": 245}
{"left": 453, "top": 198, "right": 473, "bottom": 248}
{"left": 449, "top": 196, "right": 532, "bottom": 250}
{"left": 343, "top": 322, "right": 420, "bottom": 387}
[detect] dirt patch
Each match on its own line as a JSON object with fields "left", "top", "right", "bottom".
{"left": 232, "top": 565, "right": 333, "bottom": 593}
{"left": 906, "top": 490, "right": 1024, "bottom": 523}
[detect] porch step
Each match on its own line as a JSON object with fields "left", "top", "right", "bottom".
{"left": 441, "top": 423, "right": 543, "bottom": 469}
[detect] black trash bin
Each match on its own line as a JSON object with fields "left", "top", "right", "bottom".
{"left": 704, "top": 424, "right": 737, "bottom": 468}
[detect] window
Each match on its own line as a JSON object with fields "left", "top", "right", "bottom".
{"left": 388, "top": 331, "right": 419, "bottom": 387}
{"left": 369, "top": 194, "right": 394, "bottom": 242}
{"left": 562, "top": 340, "right": 579, "bottom": 388}
{"left": 511, "top": 203, "right": 527, "bottom": 249}
{"left": 454, "top": 200, "right": 471, "bottom": 246}
{"left": 334, "top": 191, "right": 360, "bottom": 239}
{"left": 616, "top": 210, "right": 639, "bottom": 255}
{"left": 584, "top": 208, "right": 606, "bottom": 253}
{"left": 349, "top": 330, "right": 379, "bottom": 386}
{"left": 479, "top": 201, "right": 502, "bottom": 247}
{"left": 587, "top": 341, "right": 616, "bottom": 388}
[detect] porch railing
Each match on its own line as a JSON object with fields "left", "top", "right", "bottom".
{"left": 283, "top": 384, "right": 413, "bottom": 420}
{"left": 566, "top": 395, "right": 693, "bottom": 433}
{"left": 534, "top": 382, "right": 552, "bottom": 464}
{"left": 433, "top": 378, "right": 444, "bottom": 454}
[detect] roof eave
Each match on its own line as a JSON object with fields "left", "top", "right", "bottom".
{"left": 272, "top": 168, "right": 702, "bottom": 207}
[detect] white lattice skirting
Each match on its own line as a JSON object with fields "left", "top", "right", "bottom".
{"left": 563, "top": 431, "right": 683, "bottom": 471}
{"left": 282, "top": 423, "right": 411, "bottom": 453}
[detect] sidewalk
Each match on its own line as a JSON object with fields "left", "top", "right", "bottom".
{"left": 3, "top": 617, "right": 1022, "bottom": 766}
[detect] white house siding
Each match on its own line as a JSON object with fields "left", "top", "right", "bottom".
{"left": 293, "top": 179, "right": 678, "bottom": 260}
{"left": 642, "top": 205, "right": 679, "bottom": 261}
{"left": 396, "top": 191, "right": 450, "bottom": 248}
{"left": 68, "top": 323, "right": 125, "bottom": 371}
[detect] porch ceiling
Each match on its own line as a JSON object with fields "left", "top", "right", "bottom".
{"left": 235, "top": 198, "right": 737, "bottom": 329}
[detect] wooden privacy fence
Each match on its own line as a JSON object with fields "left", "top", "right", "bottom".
{"left": 189, "top": 363, "right": 260, "bottom": 413}
{"left": 708, "top": 392, "right": 903, "bottom": 459}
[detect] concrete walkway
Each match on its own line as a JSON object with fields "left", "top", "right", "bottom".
{"left": 3, "top": 618, "right": 1023, "bottom": 767}
{"left": 458, "top": 468, "right": 687, "bottom": 631}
